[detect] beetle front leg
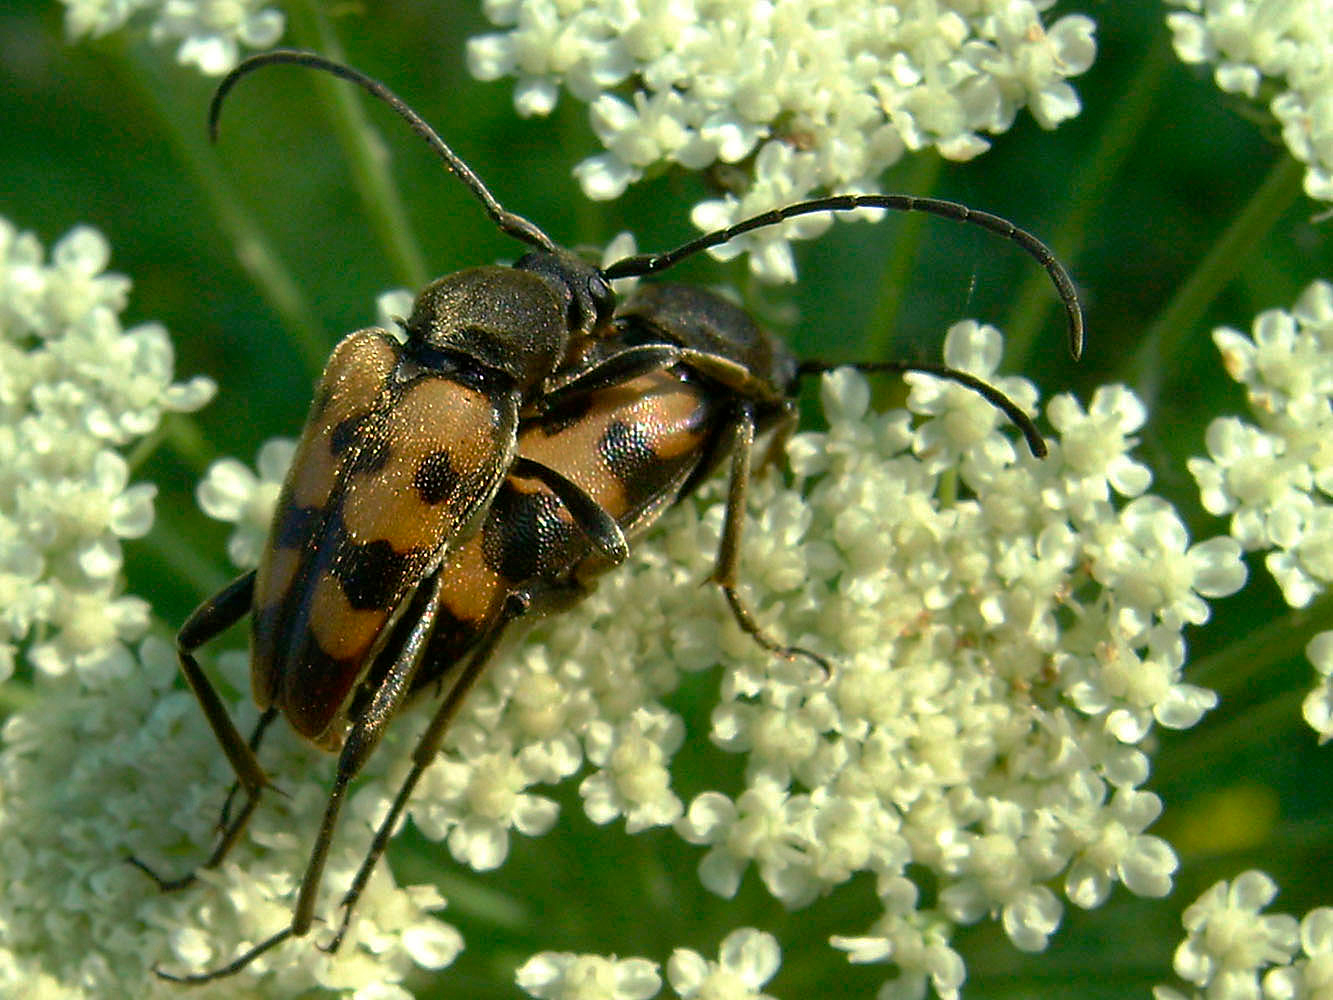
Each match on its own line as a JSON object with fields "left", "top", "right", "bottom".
{"left": 129, "top": 571, "right": 274, "bottom": 890}
{"left": 713, "top": 403, "right": 831, "bottom": 676}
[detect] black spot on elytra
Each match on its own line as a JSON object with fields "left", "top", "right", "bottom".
{"left": 281, "top": 638, "right": 360, "bottom": 740}
{"left": 482, "top": 481, "right": 574, "bottom": 581}
{"left": 332, "top": 538, "right": 412, "bottom": 611}
{"left": 414, "top": 450, "right": 462, "bottom": 505}
{"left": 599, "top": 420, "right": 665, "bottom": 508}
{"left": 273, "top": 504, "right": 321, "bottom": 549}
{"left": 349, "top": 436, "right": 391, "bottom": 476}
{"left": 330, "top": 412, "right": 391, "bottom": 476}
{"left": 330, "top": 413, "right": 367, "bottom": 455}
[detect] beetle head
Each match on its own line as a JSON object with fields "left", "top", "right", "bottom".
{"left": 514, "top": 250, "right": 615, "bottom": 336}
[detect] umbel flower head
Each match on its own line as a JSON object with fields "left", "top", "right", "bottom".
{"left": 0, "top": 207, "right": 1250, "bottom": 998}
{"left": 468, "top": 0, "right": 1097, "bottom": 281}
{"left": 1187, "top": 278, "right": 1333, "bottom": 742}
{"left": 0, "top": 220, "right": 214, "bottom": 687}
{"left": 1166, "top": 0, "right": 1333, "bottom": 202}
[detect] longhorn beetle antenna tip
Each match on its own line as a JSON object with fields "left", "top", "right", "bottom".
{"left": 605, "top": 193, "right": 1085, "bottom": 361}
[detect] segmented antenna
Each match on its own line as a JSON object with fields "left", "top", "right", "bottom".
{"left": 606, "top": 194, "right": 1084, "bottom": 360}
{"left": 798, "top": 358, "right": 1048, "bottom": 457}
{"left": 209, "top": 49, "right": 559, "bottom": 254}
{"left": 211, "top": 51, "right": 1083, "bottom": 362}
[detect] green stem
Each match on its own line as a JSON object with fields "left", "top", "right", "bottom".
{"left": 161, "top": 411, "right": 217, "bottom": 474}
{"left": 1118, "top": 154, "right": 1304, "bottom": 398}
{"left": 123, "top": 413, "right": 214, "bottom": 477}
{"left": 146, "top": 505, "right": 234, "bottom": 598}
{"left": 286, "top": 1, "right": 430, "bottom": 291}
{"left": 1188, "top": 590, "right": 1333, "bottom": 694}
{"left": 115, "top": 51, "right": 329, "bottom": 380}
{"left": 1156, "top": 686, "right": 1305, "bottom": 789}
{"left": 1004, "top": 32, "right": 1174, "bottom": 366}
{"left": 1151, "top": 594, "right": 1332, "bottom": 787}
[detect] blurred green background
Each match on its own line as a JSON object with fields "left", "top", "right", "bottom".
{"left": 1, "top": 0, "right": 1331, "bottom": 997}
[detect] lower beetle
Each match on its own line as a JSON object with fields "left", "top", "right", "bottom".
{"left": 133, "top": 49, "right": 1084, "bottom": 981}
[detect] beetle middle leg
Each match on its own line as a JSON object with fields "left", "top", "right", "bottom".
{"left": 129, "top": 571, "right": 277, "bottom": 890}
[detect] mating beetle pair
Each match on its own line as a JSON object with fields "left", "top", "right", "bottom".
{"left": 134, "top": 50, "right": 1084, "bottom": 981}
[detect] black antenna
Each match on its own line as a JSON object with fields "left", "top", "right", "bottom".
{"left": 798, "top": 358, "right": 1048, "bottom": 457}
{"left": 211, "top": 51, "right": 1078, "bottom": 445}
{"left": 209, "top": 49, "right": 559, "bottom": 254}
{"left": 607, "top": 194, "right": 1084, "bottom": 360}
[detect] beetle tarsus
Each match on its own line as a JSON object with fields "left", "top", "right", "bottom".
{"left": 721, "top": 586, "right": 832, "bottom": 678}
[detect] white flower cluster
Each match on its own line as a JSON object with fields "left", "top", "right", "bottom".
{"left": 516, "top": 928, "right": 780, "bottom": 1000}
{"left": 59, "top": 0, "right": 284, "bottom": 75}
{"left": 469, "top": 0, "right": 1096, "bottom": 281}
{"left": 4, "top": 286, "right": 1244, "bottom": 993}
{"left": 0, "top": 637, "right": 461, "bottom": 999}
{"left": 196, "top": 437, "right": 295, "bottom": 569}
{"left": 0, "top": 220, "right": 213, "bottom": 688}
{"left": 1165, "top": 0, "right": 1333, "bottom": 201}
{"left": 1154, "top": 871, "right": 1333, "bottom": 1000}
{"left": 1186, "top": 278, "right": 1333, "bottom": 740}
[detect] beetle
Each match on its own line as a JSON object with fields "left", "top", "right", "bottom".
{"left": 133, "top": 49, "right": 1084, "bottom": 981}
{"left": 313, "top": 280, "right": 1060, "bottom": 957}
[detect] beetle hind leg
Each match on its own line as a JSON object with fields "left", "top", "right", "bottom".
{"left": 714, "top": 404, "right": 831, "bottom": 677}
{"left": 321, "top": 586, "right": 549, "bottom": 955}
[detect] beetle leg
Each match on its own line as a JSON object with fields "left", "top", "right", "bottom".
{"left": 512, "top": 456, "right": 629, "bottom": 563}
{"left": 322, "top": 584, "right": 554, "bottom": 955}
{"left": 216, "top": 706, "right": 280, "bottom": 831}
{"left": 157, "top": 569, "right": 448, "bottom": 982}
{"left": 712, "top": 403, "right": 831, "bottom": 676}
{"left": 130, "top": 571, "right": 273, "bottom": 891}
{"left": 540, "top": 343, "right": 682, "bottom": 411}
{"left": 295, "top": 569, "right": 448, "bottom": 933}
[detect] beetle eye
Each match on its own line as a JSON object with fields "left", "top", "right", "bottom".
{"left": 587, "top": 272, "right": 615, "bottom": 328}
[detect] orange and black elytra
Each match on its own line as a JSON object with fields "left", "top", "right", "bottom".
{"left": 132, "top": 49, "right": 1084, "bottom": 982}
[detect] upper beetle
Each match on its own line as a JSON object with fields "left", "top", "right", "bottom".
{"left": 134, "top": 49, "right": 1084, "bottom": 982}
